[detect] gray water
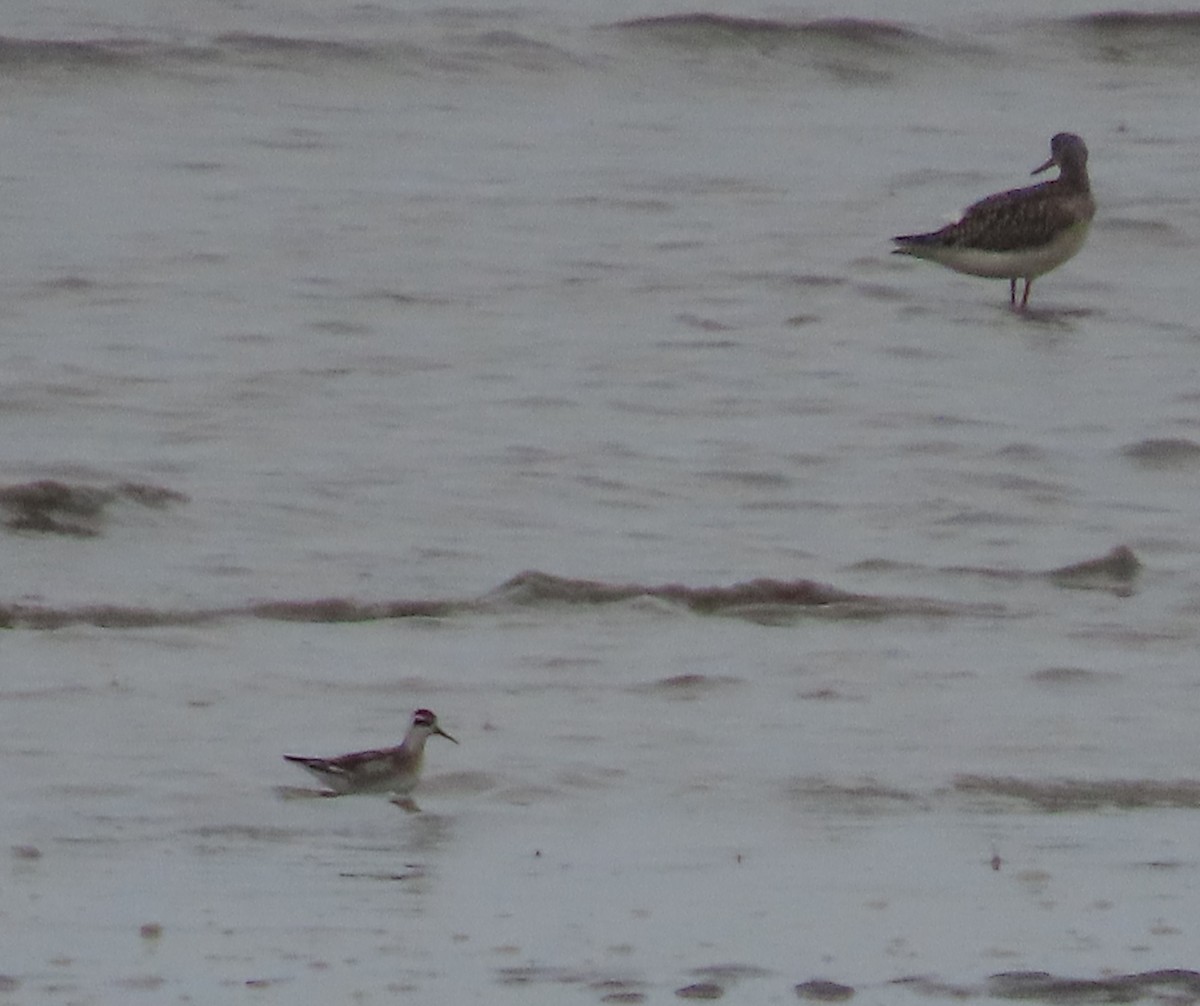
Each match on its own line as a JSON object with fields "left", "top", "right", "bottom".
{"left": 5, "top": 3, "right": 1200, "bottom": 1003}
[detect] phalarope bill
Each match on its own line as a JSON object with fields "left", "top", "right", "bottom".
{"left": 892, "top": 133, "right": 1095, "bottom": 310}
{"left": 284, "top": 708, "right": 458, "bottom": 797}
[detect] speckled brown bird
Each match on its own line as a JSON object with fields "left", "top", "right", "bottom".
{"left": 893, "top": 133, "right": 1095, "bottom": 309}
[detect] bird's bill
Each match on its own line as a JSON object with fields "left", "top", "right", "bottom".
{"left": 435, "top": 726, "right": 459, "bottom": 744}
{"left": 1031, "top": 155, "right": 1056, "bottom": 175}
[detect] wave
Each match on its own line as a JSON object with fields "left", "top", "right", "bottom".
{"left": 0, "top": 13, "right": 980, "bottom": 86}
{"left": 605, "top": 13, "right": 990, "bottom": 85}
{"left": 0, "top": 27, "right": 585, "bottom": 81}
{"left": 0, "top": 547, "right": 1134, "bottom": 630}
{"left": 6, "top": 9, "right": 1200, "bottom": 87}
{"left": 9, "top": 11, "right": 1196, "bottom": 87}
{"left": 0, "top": 572, "right": 986, "bottom": 630}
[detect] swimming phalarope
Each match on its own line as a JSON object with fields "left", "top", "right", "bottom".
{"left": 892, "top": 133, "right": 1095, "bottom": 309}
{"left": 284, "top": 708, "right": 457, "bottom": 798}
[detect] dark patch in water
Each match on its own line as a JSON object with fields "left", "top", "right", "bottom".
{"left": 790, "top": 274, "right": 847, "bottom": 289}
{"left": 1, "top": 596, "right": 458, "bottom": 630}
{"left": 889, "top": 975, "right": 974, "bottom": 998}
{"left": 795, "top": 979, "right": 856, "bottom": 1001}
{"left": 628, "top": 673, "right": 741, "bottom": 698}
{"left": 0, "top": 683, "right": 91, "bottom": 701}
{"left": 689, "top": 964, "right": 772, "bottom": 981}
{"left": 846, "top": 557, "right": 917, "bottom": 574}
{"left": 993, "top": 441, "right": 1051, "bottom": 463}
{"left": 677, "top": 982, "right": 724, "bottom": 999}
{"left": 960, "top": 471, "right": 1066, "bottom": 497}
{"left": 851, "top": 546, "right": 1138, "bottom": 596}
{"left": 610, "top": 13, "right": 928, "bottom": 52}
{"left": 890, "top": 971, "right": 1200, "bottom": 1002}
{"left": 1062, "top": 11, "right": 1200, "bottom": 64}
{"left": 248, "top": 598, "right": 456, "bottom": 621}
{"left": 0, "top": 605, "right": 217, "bottom": 630}
{"left": 0, "top": 479, "right": 187, "bottom": 536}
{"left": 954, "top": 776, "right": 1200, "bottom": 811}
{"left": 799, "top": 687, "right": 856, "bottom": 701}
{"left": 674, "top": 313, "right": 736, "bottom": 333}
{"left": 0, "top": 36, "right": 147, "bottom": 72}
{"left": 338, "top": 870, "right": 421, "bottom": 881}
{"left": 1048, "top": 545, "right": 1140, "bottom": 592}
{"left": 937, "top": 545, "right": 1140, "bottom": 595}
{"left": 496, "top": 966, "right": 643, "bottom": 995}
{"left": 1028, "top": 666, "right": 1115, "bottom": 686}
{"left": 1120, "top": 437, "right": 1200, "bottom": 469}
{"left": 1077, "top": 11, "right": 1200, "bottom": 29}
{"left": 214, "top": 32, "right": 377, "bottom": 61}
{"left": 697, "top": 469, "right": 793, "bottom": 489}
{"left": 786, "top": 777, "right": 923, "bottom": 811}
{"left": 188, "top": 824, "right": 299, "bottom": 842}
{"left": 986, "top": 969, "right": 1200, "bottom": 1003}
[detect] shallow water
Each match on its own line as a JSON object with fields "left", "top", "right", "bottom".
{"left": 5, "top": 2, "right": 1200, "bottom": 1003}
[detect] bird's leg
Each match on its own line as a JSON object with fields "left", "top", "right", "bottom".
{"left": 1020, "top": 278, "right": 1033, "bottom": 309}
{"left": 1009, "top": 278, "right": 1017, "bottom": 306}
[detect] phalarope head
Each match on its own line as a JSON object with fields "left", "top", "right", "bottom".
{"left": 410, "top": 708, "right": 458, "bottom": 745}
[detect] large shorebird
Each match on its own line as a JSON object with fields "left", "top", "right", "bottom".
{"left": 284, "top": 708, "right": 457, "bottom": 799}
{"left": 892, "top": 133, "right": 1095, "bottom": 309}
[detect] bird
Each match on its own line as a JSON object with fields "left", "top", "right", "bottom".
{"left": 283, "top": 708, "right": 458, "bottom": 797}
{"left": 892, "top": 133, "right": 1095, "bottom": 309}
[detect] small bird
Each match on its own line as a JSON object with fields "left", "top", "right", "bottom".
{"left": 284, "top": 708, "right": 458, "bottom": 797}
{"left": 892, "top": 133, "right": 1095, "bottom": 309}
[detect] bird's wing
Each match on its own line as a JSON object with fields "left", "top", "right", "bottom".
{"left": 945, "top": 183, "right": 1083, "bottom": 252}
